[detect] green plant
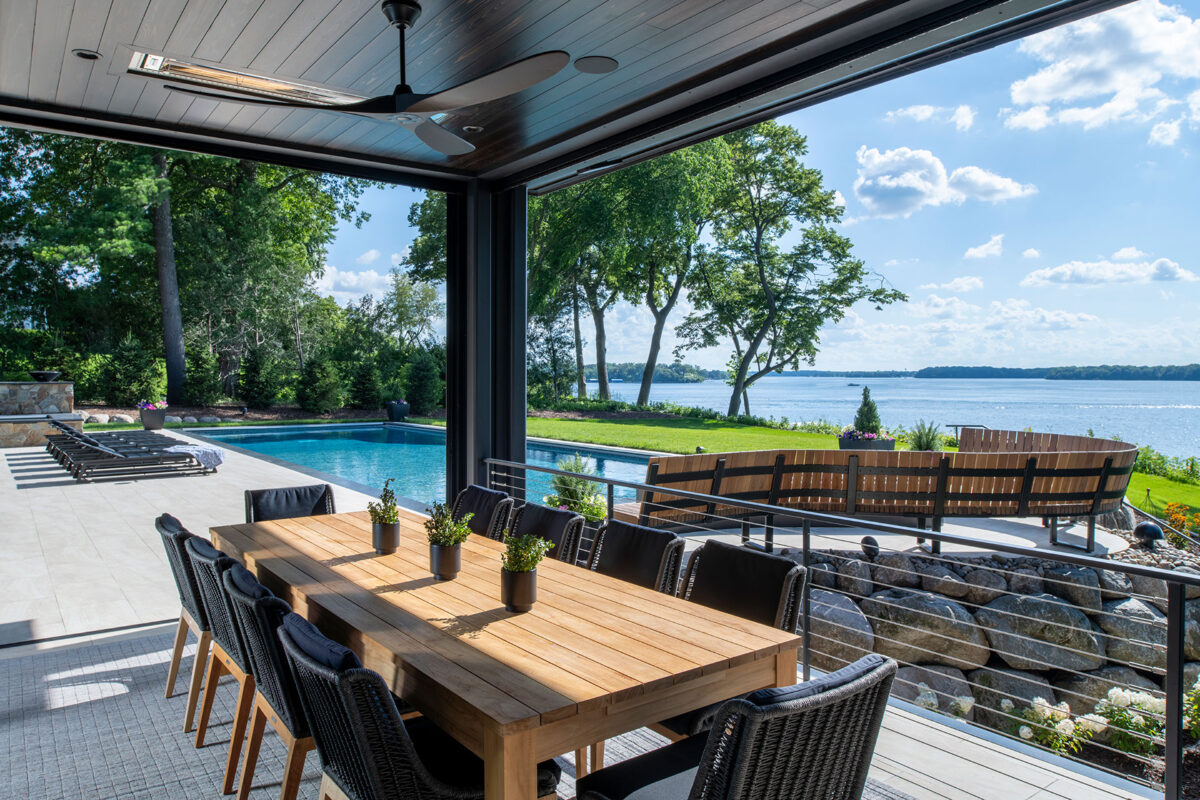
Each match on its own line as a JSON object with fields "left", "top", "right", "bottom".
{"left": 184, "top": 347, "right": 224, "bottom": 406}
{"left": 97, "top": 333, "right": 165, "bottom": 407}
{"left": 1008, "top": 697, "right": 1096, "bottom": 754}
{"left": 405, "top": 349, "right": 443, "bottom": 415}
{"left": 545, "top": 453, "right": 607, "bottom": 520}
{"left": 852, "top": 386, "right": 882, "bottom": 434}
{"left": 501, "top": 532, "right": 554, "bottom": 572}
{"left": 1092, "top": 686, "right": 1164, "bottom": 755}
{"left": 296, "top": 357, "right": 343, "bottom": 414}
{"left": 423, "top": 501, "right": 472, "bottom": 547}
{"left": 239, "top": 345, "right": 280, "bottom": 409}
{"left": 367, "top": 478, "right": 400, "bottom": 524}
{"left": 350, "top": 360, "right": 383, "bottom": 409}
{"left": 908, "top": 420, "right": 942, "bottom": 451}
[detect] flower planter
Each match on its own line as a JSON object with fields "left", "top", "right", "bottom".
{"left": 838, "top": 437, "right": 895, "bottom": 451}
{"left": 500, "top": 568, "right": 537, "bottom": 612}
{"left": 429, "top": 543, "right": 461, "bottom": 580}
{"left": 140, "top": 408, "right": 167, "bottom": 430}
{"left": 387, "top": 400, "right": 410, "bottom": 422}
{"left": 372, "top": 522, "right": 400, "bottom": 555}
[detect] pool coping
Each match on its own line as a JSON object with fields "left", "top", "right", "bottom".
{"left": 175, "top": 420, "right": 661, "bottom": 511}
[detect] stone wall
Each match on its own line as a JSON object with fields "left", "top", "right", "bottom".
{"left": 0, "top": 416, "right": 82, "bottom": 447}
{"left": 0, "top": 382, "right": 74, "bottom": 414}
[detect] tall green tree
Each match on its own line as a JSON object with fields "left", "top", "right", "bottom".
{"left": 677, "top": 122, "right": 904, "bottom": 416}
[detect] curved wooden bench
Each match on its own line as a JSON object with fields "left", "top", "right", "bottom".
{"left": 613, "top": 429, "right": 1136, "bottom": 553}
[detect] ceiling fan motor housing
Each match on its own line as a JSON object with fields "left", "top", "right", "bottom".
{"left": 382, "top": 0, "right": 422, "bottom": 29}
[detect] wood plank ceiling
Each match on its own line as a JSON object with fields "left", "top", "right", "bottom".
{"left": 0, "top": 0, "right": 1114, "bottom": 191}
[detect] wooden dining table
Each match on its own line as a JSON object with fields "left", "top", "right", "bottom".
{"left": 211, "top": 509, "right": 802, "bottom": 800}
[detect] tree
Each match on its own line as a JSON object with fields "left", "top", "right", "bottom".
{"left": 527, "top": 310, "right": 576, "bottom": 406}
{"left": 383, "top": 271, "right": 440, "bottom": 350}
{"left": 239, "top": 344, "right": 280, "bottom": 409}
{"left": 152, "top": 151, "right": 187, "bottom": 404}
{"left": 406, "top": 349, "right": 442, "bottom": 415}
{"left": 296, "top": 356, "right": 343, "bottom": 414}
{"left": 677, "top": 122, "right": 905, "bottom": 416}
{"left": 854, "top": 387, "right": 882, "bottom": 433}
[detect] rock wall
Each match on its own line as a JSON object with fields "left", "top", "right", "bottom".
{"left": 788, "top": 547, "right": 1197, "bottom": 732}
{"left": 0, "top": 381, "right": 74, "bottom": 415}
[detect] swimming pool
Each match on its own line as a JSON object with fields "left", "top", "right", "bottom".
{"left": 193, "top": 423, "right": 651, "bottom": 506}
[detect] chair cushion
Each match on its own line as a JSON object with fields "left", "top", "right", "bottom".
{"left": 747, "top": 653, "right": 887, "bottom": 706}
{"left": 156, "top": 513, "right": 188, "bottom": 535}
{"left": 281, "top": 613, "right": 362, "bottom": 672}
{"left": 186, "top": 536, "right": 223, "bottom": 561}
{"left": 227, "top": 564, "right": 272, "bottom": 600}
{"left": 592, "top": 521, "right": 676, "bottom": 590}
{"left": 405, "top": 715, "right": 562, "bottom": 797}
{"left": 687, "top": 540, "right": 797, "bottom": 626}
{"left": 249, "top": 484, "right": 332, "bottom": 522}
{"left": 456, "top": 485, "right": 507, "bottom": 537}
{"left": 575, "top": 733, "right": 707, "bottom": 800}
{"left": 515, "top": 503, "right": 576, "bottom": 552}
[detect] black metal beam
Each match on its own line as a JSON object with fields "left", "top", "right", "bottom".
{"left": 444, "top": 181, "right": 528, "bottom": 501}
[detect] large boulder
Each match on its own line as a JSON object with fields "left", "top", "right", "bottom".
{"left": 894, "top": 665, "right": 975, "bottom": 721}
{"left": 198, "top": 415, "right": 222, "bottom": 424}
{"left": 1129, "top": 573, "right": 1168, "bottom": 612}
{"left": 964, "top": 568, "right": 1007, "bottom": 606}
{"left": 919, "top": 563, "right": 970, "bottom": 599}
{"left": 1053, "top": 666, "right": 1161, "bottom": 716}
{"left": 969, "top": 666, "right": 1055, "bottom": 730}
{"left": 836, "top": 559, "right": 874, "bottom": 598}
{"left": 805, "top": 589, "right": 874, "bottom": 672}
{"left": 1186, "top": 663, "right": 1200, "bottom": 694}
{"left": 808, "top": 563, "right": 837, "bottom": 590}
{"left": 85, "top": 413, "right": 109, "bottom": 424}
{"left": 182, "top": 416, "right": 198, "bottom": 423}
{"left": 1098, "top": 570, "right": 1133, "bottom": 601}
{"left": 975, "top": 593, "right": 1106, "bottom": 672}
{"left": 873, "top": 553, "right": 920, "bottom": 590}
{"left": 861, "top": 589, "right": 989, "bottom": 670}
{"left": 1044, "top": 566, "right": 1101, "bottom": 613}
{"left": 1097, "top": 505, "right": 1135, "bottom": 532}
{"left": 1097, "top": 597, "right": 1165, "bottom": 671}
{"left": 1184, "top": 598, "right": 1200, "bottom": 661}
{"left": 1008, "top": 568, "right": 1044, "bottom": 595}
{"left": 164, "top": 415, "right": 183, "bottom": 424}
{"left": 110, "top": 413, "right": 134, "bottom": 424}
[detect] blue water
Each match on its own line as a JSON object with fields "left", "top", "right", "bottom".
{"left": 198, "top": 424, "right": 649, "bottom": 506}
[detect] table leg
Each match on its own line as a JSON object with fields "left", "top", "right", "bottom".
{"left": 776, "top": 648, "right": 798, "bottom": 687}
{"left": 484, "top": 726, "right": 536, "bottom": 800}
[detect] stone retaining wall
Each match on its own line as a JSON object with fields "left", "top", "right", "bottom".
{"left": 0, "top": 381, "right": 74, "bottom": 415}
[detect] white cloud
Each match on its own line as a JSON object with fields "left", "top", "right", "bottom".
{"left": 1112, "top": 246, "right": 1148, "bottom": 260}
{"left": 852, "top": 146, "right": 1036, "bottom": 218}
{"left": 964, "top": 234, "right": 1004, "bottom": 260}
{"left": 920, "top": 276, "right": 984, "bottom": 292}
{"left": 885, "top": 104, "right": 976, "bottom": 130}
{"left": 885, "top": 257, "right": 919, "bottom": 268}
{"left": 356, "top": 248, "right": 382, "bottom": 266}
{"left": 1003, "top": 0, "right": 1200, "bottom": 135}
{"left": 909, "top": 294, "right": 979, "bottom": 319}
{"left": 1022, "top": 248, "right": 1041, "bottom": 259}
{"left": 1021, "top": 257, "right": 1198, "bottom": 286}
{"left": 832, "top": 190, "right": 847, "bottom": 209}
{"left": 390, "top": 246, "right": 411, "bottom": 266}
{"left": 314, "top": 264, "right": 392, "bottom": 304}
{"left": 1149, "top": 117, "right": 1183, "bottom": 145}
{"left": 982, "top": 299, "right": 1099, "bottom": 331}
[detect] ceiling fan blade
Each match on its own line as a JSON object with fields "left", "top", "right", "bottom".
{"left": 406, "top": 51, "right": 570, "bottom": 113}
{"left": 165, "top": 85, "right": 318, "bottom": 109}
{"left": 409, "top": 120, "right": 475, "bottom": 155}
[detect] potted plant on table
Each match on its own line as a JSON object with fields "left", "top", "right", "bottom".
{"left": 499, "top": 532, "right": 554, "bottom": 613}
{"left": 424, "top": 501, "right": 472, "bottom": 580}
{"left": 138, "top": 399, "right": 168, "bottom": 430}
{"left": 368, "top": 478, "right": 401, "bottom": 555}
{"left": 838, "top": 387, "right": 895, "bottom": 451}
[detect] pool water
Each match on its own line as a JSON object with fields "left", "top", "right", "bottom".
{"left": 196, "top": 424, "right": 650, "bottom": 506}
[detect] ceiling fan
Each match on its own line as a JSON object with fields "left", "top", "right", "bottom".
{"left": 143, "top": 0, "right": 570, "bottom": 155}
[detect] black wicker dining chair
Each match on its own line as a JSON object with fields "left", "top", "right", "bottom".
{"left": 451, "top": 484, "right": 514, "bottom": 541}
{"left": 586, "top": 519, "right": 684, "bottom": 594}
{"left": 155, "top": 513, "right": 213, "bottom": 734}
{"left": 223, "top": 565, "right": 315, "bottom": 800}
{"left": 185, "top": 536, "right": 258, "bottom": 795}
{"left": 277, "top": 612, "right": 563, "bottom": 800}
{"left": 653, "top": 540, "right": 805, "bottom": 740}
{"left": 245, "top": 483, "right": 336, "bottom": 523}
{"left": 576, "top": 654, "right": 900, "bottom": 800}
{"left": 508, "top": 502, "right": 585, "bottom": 565}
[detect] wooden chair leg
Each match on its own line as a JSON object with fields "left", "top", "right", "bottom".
{"left": 222, "top": 675, "right": 257, "bottom": 794}
{"left": 194, "top": 651, "right": 224, "bottom": 748}
{"left": 648, "top": 722, "right": 688, "bottom": 743}
{"left": 590, "top": 740, "right": 605, "bottom": 772}
{"left": 236, "top": 705, "right": 268, "bottom": 800}
{"left": 574, "top": 747, "right": 588, "bottom": 778}
{"left": 184, "top": 630, "right": 212, "bottom": 733}
{"left": 280, "top": 738, "right": 314, "bottom": 800}
{"left": 165, "top": 614, "right": 188, "bottom": 698}
{"left": 319, "top": 773, "right": 351, "bottom": 800}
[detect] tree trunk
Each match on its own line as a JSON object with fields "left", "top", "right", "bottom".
{"left": 293, "top": 300, "right": 305, "bottom": 372}
{"left": 153, "top": 152, "right": 186, "bottom": 405}
{"left": 637, "top": 307, "right": 669, "bottom": 406}
{"left": 726, "top": 356, "right": 750, "bottom": 417}
{"left": 590, "top": 304, "right": 610, "bottom": 400}
{"left": 742, "top": 389, "right": 750, "bottom": 416}
{"left": 572, "top": 291, "right": 586, "bottom": 398}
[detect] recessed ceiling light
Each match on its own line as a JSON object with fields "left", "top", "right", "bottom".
{"left": 574, "top": 56, "right": 618, "bottom": 74}
{"left": 462, "top": 125, "right": 484, "bottom": 134}
{"left": 72, "top": 49, "right": 102, "bottom": 61}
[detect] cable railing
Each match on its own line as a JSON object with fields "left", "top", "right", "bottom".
{"left": 484, "top": 456, "right": 1200, "bottom": 800}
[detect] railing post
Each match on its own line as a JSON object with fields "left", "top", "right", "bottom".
{"left": 1166, "top": 581, "right": 1185, "bottom": 800}
{"left": 801, "top": 519, "right": 811, "bottom": 682}
{"left": 606, "top": 484, "right": 614, "bottom": 521}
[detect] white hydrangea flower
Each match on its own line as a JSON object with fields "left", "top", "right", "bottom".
{"left": 914, "top": 682, "right": 940, "bottom": 711}
{"left": 1051, "top": 701, "right": 1070, "bottom": 722}
{"left": 1019, "top": 725, "right": 1034, "bottom": 740}
{"left": 1129, "top": 713, "right": 1145, "bottom": 728}
{"left": 1000, "top": 698, "right": 1015, "bottom": 712}
{"left": 1055, "top": 718, "right": 1076, "bottom": 737}
{"left": 1147, "top": 696, "right": 1167, "bottom": 716}
{"left": 1031, "top": 697, "right": 1054, "bottom": 720}
{"left": 1077, "top": 714, "right": 1108, "bottom": 735}
{"left": 1107, "top": 688, "right": 1131, "bottom": 708}
{"left": 951, "top": 695, "right": 976, "bottom": 716}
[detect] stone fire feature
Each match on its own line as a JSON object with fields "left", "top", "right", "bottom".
{"left": 0, "top": 381, "right": 82, "bottom": 447}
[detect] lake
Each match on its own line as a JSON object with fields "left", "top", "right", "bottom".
{"left": 608, "top": 376, "right": 1200, "bottom": 457}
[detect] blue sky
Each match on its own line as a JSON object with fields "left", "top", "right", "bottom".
{"left": 320, "top": 0, "right": 1200, "bottom": 371}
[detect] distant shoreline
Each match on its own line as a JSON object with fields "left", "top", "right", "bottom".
{"left": 772, "top": 365, "right": 1200, "bottom": 381}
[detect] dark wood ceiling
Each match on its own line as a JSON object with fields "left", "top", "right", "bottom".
{"left": 0, "top": 0, "right": 1119, "bottom": 192}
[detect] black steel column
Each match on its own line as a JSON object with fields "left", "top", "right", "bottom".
{"left": 445, "top": 181, "right": 528, "bottom": 502}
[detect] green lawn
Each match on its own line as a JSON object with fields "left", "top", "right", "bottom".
{"left": 527, "top": 416, "right": 837, "bottom": 454}
{"left": 1127, "top": 472, "right": 1200, "bottom": 516}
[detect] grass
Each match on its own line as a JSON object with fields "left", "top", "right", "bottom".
{"left": 84, "top": 417, "right": 387, "bottom": 431}
{"left": 1127, "top": 472, "right": 1200, "bottom": 516}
